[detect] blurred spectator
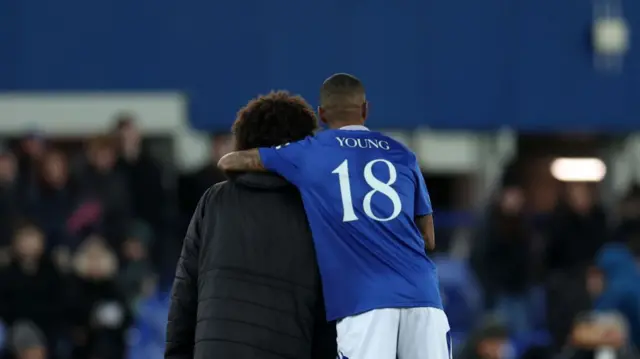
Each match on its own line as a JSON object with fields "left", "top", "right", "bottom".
{"left": 8, "top": 321, "right": 47, "bottom": 359}
{"left": 117, "top": 221, "right": 156, "bottom": 308}
{"left": 545, "top": 267, "right": 592, "bottom": 352}
{"left": 68, "top": 236, "right": 131, "bottom": 359}
{"left": 78, "top": 136, "right": 132, "bottom": 247}
{"left": 26, "top": 150, "right": 78, "bottom": 250}
{"left": 615, "top": 185, "right": 640, "bottom": 257}
{"left": 113, "top": 114, "right": 167, "bottom": 231}
{"left": 473, "top": 186, "right": 536, "bottom": 335}
{"left": 569, "top": 312, "right": 637, "bottom": 359}
{"left": 0, "top": 149, "right": 21, "bottom": 259}
{"left": 457, "top": 318, "right": 511, "bottom": 359}
{"left": 177, "top": 133, "right": 231, "bottom": 227}
{"left": 546, "top": 183, "right": 609, "bottom": 273}
{"left": 582, "top": 243, "right": 640, "bottom": 349}
{"left": 544, "top": 186, "right": 609, "bottom": 350}
{"left": 15, "top": 133, "right": 46, "bottom": 195}
{"left": 0, "top": 223, "right": 64, "bottom": 357}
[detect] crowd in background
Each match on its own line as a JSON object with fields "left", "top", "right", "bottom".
{"left": 0, "top": 114, "right": 233, "bottom": 359}
{"left": 464, "top": 172, "right": 640, "bottom": 359}
{"left": 0, "top": 115, "right": 638, "bottom": 359}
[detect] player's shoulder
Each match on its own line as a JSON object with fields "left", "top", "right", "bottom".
{"left": 371, "top": 131, "right": 414, "bottom": 151}
{"left": 369, "top": 131, "right": 419, "bottom": 161}
{"left": 313, "top": 129, "right": 337, "bottom": 141}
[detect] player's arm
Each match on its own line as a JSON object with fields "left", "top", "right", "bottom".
{"left": 218, "top": 149, "right": 267, "bottom": 172}
{"left": 412, "top": 159, "right": 435, "bottom": 251}
{"left": 416, "top": 214, "right": 435, "bottom": 251}
{"left": 220, "top": 138, "right": 313, "bottom": 185}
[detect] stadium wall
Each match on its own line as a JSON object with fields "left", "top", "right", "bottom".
{"left": 0, "top": 93, "right": 210, "bottom": 170}
{"left": 0, "top": 0, "right": 639, "bottom": 132}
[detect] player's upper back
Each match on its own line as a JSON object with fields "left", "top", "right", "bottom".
{"left": 315, "top": 126, "right": 416, "bottom": 168}
{"left": 307, "top": 126, "right": 424, "bottom": 222}
{"left": 258, "top": 125, "right": 432, "bottom": 239}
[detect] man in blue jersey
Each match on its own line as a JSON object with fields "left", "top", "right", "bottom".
{"left": 219, "top": 73, "right": 449, "bottom": 359}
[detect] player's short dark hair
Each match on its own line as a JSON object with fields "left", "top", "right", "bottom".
{"left": 232, "top": 91, "right": 318, "bottom": 151}
{"left": 320, "top": 73, "right": 365, "bottom": 105}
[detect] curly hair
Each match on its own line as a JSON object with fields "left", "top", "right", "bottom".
{"left": 232, "top": 91, "right": 319, "bottom": 151}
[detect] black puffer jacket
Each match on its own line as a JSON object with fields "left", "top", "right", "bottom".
{"left": 165, "top": 173, "right": 336, "bottom": 359}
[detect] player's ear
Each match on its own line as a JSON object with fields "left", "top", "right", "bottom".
{"left": 318, "top": 106, "right": 328, "bottom": 124}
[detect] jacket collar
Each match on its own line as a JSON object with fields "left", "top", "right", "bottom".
{"left": 233, "top": 172, "right": 291, "bottom": 189}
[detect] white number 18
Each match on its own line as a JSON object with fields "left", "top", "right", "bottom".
{"left": 331, "top": 159, "right": 402, "bottom": 222}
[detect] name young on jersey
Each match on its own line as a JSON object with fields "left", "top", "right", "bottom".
{"left": 335, "top": 137, "right": 390, "bottom": 150}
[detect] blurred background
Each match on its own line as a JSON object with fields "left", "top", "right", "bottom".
{"left": 1, "top": 1, "right": 640, "bottom": 359}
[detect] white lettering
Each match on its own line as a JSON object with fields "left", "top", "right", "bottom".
{"left": 332, "top": 159, "right": 402, "bottom": 222}
{"left": 365, "top": 139, "right": 380, "bottom": 149}
{"left": 354, "top": 138, "right": 366, "bottom": 148}
{"left": 344, "top": 138, "right": 358, "bottom": 148}
{"left": 335, "top": 137, "right": 391, "bottom": 151}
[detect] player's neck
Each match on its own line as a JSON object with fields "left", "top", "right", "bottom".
{"left": 328, "top": 119, "right": 365, "bottom": 130}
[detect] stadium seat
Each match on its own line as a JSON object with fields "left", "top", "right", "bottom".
{"left": 433, "top": 255, "right": 484, "bottom": 337}
{"left": 127, "top": 290, "right": 171, "bottom": 359}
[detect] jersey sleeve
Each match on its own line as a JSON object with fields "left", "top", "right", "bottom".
{"left": 258, "top": 136, "right": 314, "bottom": 185}
{"left": 412, "top": 159, "right": 433, "bottom": 216}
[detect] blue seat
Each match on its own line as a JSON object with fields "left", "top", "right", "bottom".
{"left": 0, "top": 320, "right": 6, "bottom": 353}
{"left": 511, "top": 330, "right": 552, "bottom": 357}
{"left": 434, "top": 255, "right": 484, "bottom": 336}
{"left": 127, "top": 290, "right": 171, "bottom": 359}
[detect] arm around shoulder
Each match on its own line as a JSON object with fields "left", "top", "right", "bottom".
{"left": 218, "top": 149, "right": 266, "bottom": 172}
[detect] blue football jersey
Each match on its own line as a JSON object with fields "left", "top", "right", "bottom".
{"left": 258, "top": 127, "right": 442, "bottom": 320}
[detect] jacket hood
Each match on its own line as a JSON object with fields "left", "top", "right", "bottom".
{"left": 232, "top": 172, "right": 292, "bottom": 190}
{"left": 596, "top": 243, "right": 639, "bottom": 279}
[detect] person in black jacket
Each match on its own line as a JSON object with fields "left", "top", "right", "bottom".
{"left": 165, "top": 91, "right": 336, "bottom": 359}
